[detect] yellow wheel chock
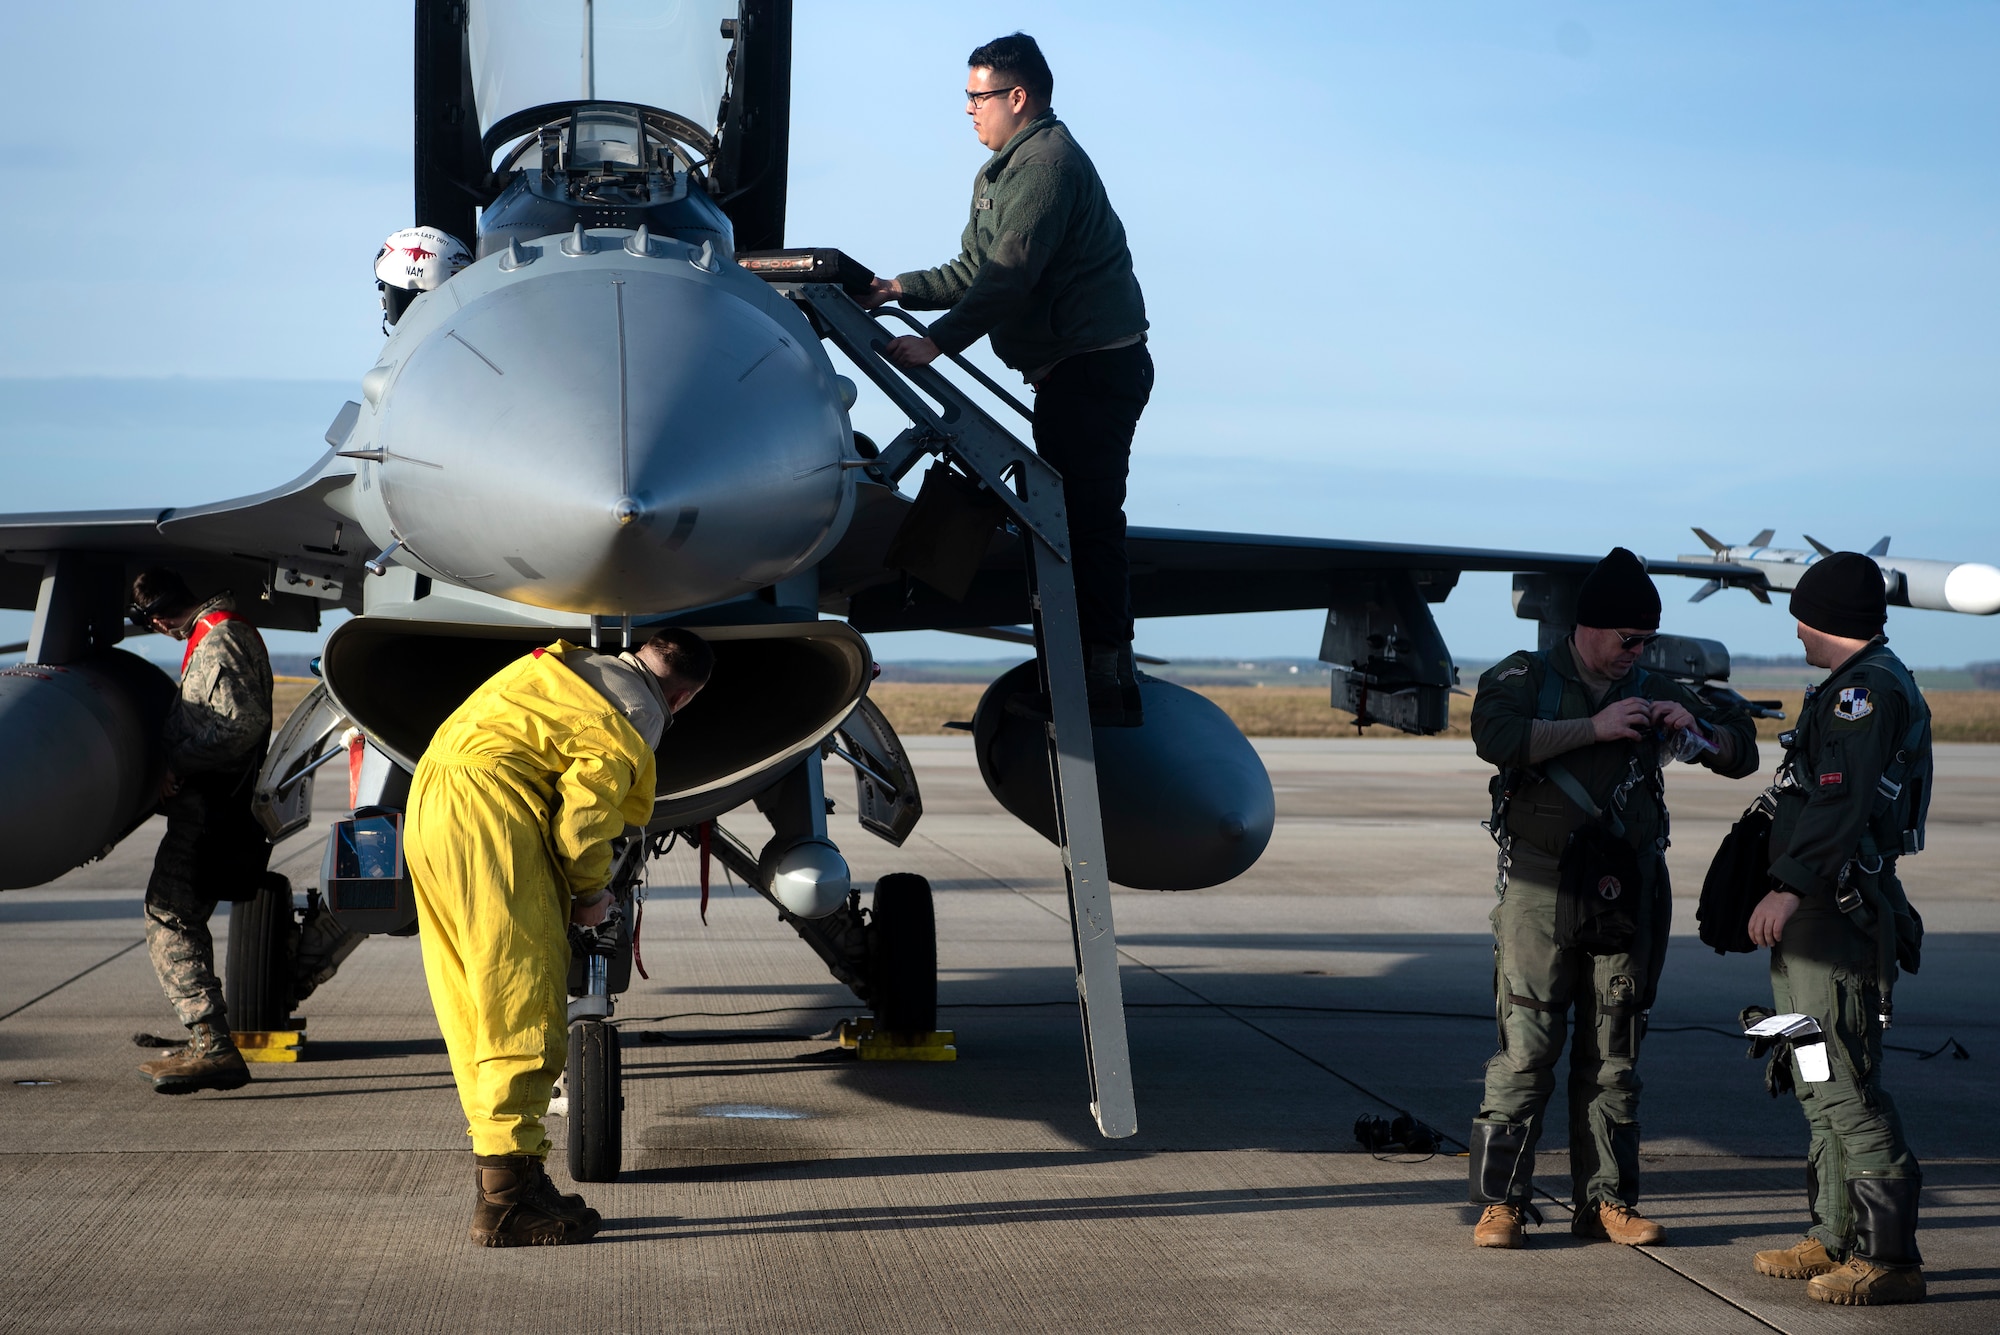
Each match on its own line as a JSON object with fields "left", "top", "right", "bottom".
{"left": 834, "top": 1017, "right": 956, "bottom": 1062}
{"left": 231, "top": 1030, "right": 305, "bottom": 1063}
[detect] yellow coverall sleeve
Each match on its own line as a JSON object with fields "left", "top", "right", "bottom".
{"left": 551, "top": 747, "right": 635, "bottom": 900}
{"left": 548, "top": 710, "right": 658, "bottom": 901}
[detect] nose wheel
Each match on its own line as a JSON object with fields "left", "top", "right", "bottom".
{"left": 869, "top": 873, "right": 937, "bottom": 1035}
{"left": 561, "top": 870, "right": 636, "bottom": 1185}
{"left": 564, "top": 1018, "right": 623, "bottom": 1183}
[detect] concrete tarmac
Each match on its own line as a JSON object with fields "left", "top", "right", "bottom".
{"left": 1, "top": 738, "right": 1994, "bottom": 1333}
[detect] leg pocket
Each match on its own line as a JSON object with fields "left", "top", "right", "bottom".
{"left": 1601, "top": 971, "right": 1640, "bottom": 1059}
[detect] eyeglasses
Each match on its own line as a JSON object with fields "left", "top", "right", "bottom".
{"left": 964, "top": 86, "right": 1021, "bottom": 107}
{"left": 1618, "top": 632, "right": 1661, "bottom": 650}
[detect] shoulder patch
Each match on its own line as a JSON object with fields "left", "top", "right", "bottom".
{"left": 1495, "top": 666, "right": 1528, "bottom": 681}
{"left": 1833, "top": 687, "right": 1874, "bottom": 722}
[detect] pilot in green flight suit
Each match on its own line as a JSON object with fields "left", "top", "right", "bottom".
{"left": 1747, "top": 554, "right": 1931, "bottom": 1307}
{"left": 1466, "top": 549, "right": 1759, "bottom": 1249}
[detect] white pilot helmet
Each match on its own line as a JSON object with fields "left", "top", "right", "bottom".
{"left": 373, "top": 227, "right": 472, "bottom": 292}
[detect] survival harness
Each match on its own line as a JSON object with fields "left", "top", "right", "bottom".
{"left": 1776, "top": 652, "right": 1932, "bottom": 1023}
{"left": 179, "top": 607, "right": 249, "bottom": 673}
{"left": 1486, "top": 652, "right": 1667, "bottom": 883}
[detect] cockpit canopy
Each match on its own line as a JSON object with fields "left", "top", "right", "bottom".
{"left": 469, "top": 0, "right": 737, "bottom": 140}
{"left": 419, "top": 3, "right": 767, "bottom": 267}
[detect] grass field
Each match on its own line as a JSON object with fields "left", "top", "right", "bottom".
{"left": 273, "top": 677, "right": 319, "bottom": 726}
{"left": 276, "top": 677, "right": 2000, "bottom": 745}
{"left": 863, "top": 682, "right": 2000, "bottom": 743}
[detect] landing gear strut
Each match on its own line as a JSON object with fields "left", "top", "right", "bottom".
{"left": 561, "top": 840, "right": 642, "bottom": 1183}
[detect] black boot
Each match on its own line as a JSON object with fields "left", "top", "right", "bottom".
{"left": 1086, "top": 644, "right": 1138, "bottom": 727}
{"left": 1116, "top": 645, "right": 1145, "bottom": 728}
{"left": 1005, "top": 648, "right": 1138, "bottom": 728}
{"left": 1807, "top": 1177, "right": 1925, "bottom": 1305}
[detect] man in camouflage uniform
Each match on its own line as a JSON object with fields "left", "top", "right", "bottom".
{"left": 128, "top": 567, "right": 274, "bottom": 1094}
{"left": 1747, "top": 554, "right": 1930, "bottom": 1306}
{"left": 1467, "top": 549, "right": 1760, "bottom": 1248}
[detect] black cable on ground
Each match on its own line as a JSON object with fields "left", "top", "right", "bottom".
{"left": 0, "top": 939, "right": 146, "bottom": 1025}
{"left": 609, "top": 1000, "right": 1968, "bottom": 1061}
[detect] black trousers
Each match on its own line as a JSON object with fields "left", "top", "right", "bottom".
{"left": 1030, "top": 342, "right": 1154, "bottom": 647}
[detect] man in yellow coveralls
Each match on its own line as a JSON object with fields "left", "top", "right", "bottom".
{"left": 407, "top": 630, "right": 712, "bottom": 1247}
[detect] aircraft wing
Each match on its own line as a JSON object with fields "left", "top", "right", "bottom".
{"left": 1126, "top": 528, "right": 1753, "bottom": 618}
{"left": 834, "top": 499, "right": 1763, "bottom": 632}
{"left": 0, "top": 452, "right": 366, "bottom": 629}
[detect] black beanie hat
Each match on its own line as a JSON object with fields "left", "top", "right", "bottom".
{"left": 1575, "top": 547, "right": 1661, "bottom": 630}
{"left": 1791, "top": 552, "right": 1887, "bottom": 640}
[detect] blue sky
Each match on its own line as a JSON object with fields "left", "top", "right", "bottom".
{"left": 2, "top": 2, "right": 1995, "bottom": 667}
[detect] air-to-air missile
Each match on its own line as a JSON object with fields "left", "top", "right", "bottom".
{"left": 1680, "top": 528, "right": 2000, "bottom": 616}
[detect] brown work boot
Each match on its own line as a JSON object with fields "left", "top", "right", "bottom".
{"left": 470, "top": 1155, "right": 601, "bottom": 1247}
{"left": 137, "top": 1021, "right": 250, "bottom": 1095}
{"left": 1573, "top": 1201, "right": 1667, "bottom": 1245}
{"left": 1474, "top": 1203, "right": 1529, "bottom": 1249}
{"left": 1753, "top": 1236, "right": 1840, "bottom": 1279}
{"left": 1807, "top": 1258, "right": 1926, "bottom": 1306}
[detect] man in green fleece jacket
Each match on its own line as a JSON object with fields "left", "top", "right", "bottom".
{"left": 859, "top": 32, "right": 1152, "bottom": 725}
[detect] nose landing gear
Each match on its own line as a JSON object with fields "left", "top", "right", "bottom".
{"left": 564, "top": 1012, "right": 624, "bottom": 1183}
{"left": 559, "top": 839, "right": 642, "bottom": 1184}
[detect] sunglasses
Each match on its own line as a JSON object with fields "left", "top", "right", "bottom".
{"left": 1617, "top": 632, "right": 1661, "bottom": 651}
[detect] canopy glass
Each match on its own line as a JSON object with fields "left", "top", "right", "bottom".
{"left": 469, "top": 0, "right": 737, "bottom": 137}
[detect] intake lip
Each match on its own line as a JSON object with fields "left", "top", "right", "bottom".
{"left": 319, "top": 615, "right": 871, "bottom": 828}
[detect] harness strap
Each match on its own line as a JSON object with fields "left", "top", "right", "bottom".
{"left": 180, "top": 609, "right": 248, "bottom": 673}
{"left": 1544, "top": 761, "right": 1624, "bottom": 838}
{"left": 1855, "top": 653, "right": 1932, "bottom": 861}
{"left": 1538, "top": 653, "right": 1651, "bottom": 839}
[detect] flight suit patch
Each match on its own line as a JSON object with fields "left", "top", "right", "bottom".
{"left": 976, "top": 197, "right": 994, "bottom": 210}
{"left": 1820, "top": 771, "right": 1844, "bottom": 787}
{"left": 1833, "top": 687, "right": 1873, "bottom": 722}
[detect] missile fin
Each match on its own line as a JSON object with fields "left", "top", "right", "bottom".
{"left": 1804, "top": 534, "right": 1835, "bottom": 557}
{"left": 1692, "top": 527, "right": 1727, "bottom": 555}
{"left": 1689, "top": 579, "right": 1722, "bottom": 603}
{"left": 1750, "top": 584, "right": 1772, "bottom": 605}
{"left": 1750, "top": 529, "right": 1775, "bottom": 548}
{"left": 1867, "top": 536, "right": 1891, "bottom": 557}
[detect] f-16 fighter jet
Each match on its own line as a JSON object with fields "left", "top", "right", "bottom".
{"left": 1, "top": 3, "right": 1986, "bottom": 1166}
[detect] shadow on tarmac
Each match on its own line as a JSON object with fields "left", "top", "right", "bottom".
{"left": 592, "top": 1175, "right": 1435, "bottom": 1243}
{"left": 0, "top": 898, "right": 145, "bottom": 922}
{"left": 534, "top": 926, "right": 1998, "bottom": 1203}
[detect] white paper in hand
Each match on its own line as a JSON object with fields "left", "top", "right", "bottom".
{"left": 1744, "top": 1012, "right": 1821, "bottom": 1040}
{"left": 1744, "top": 1012, "right": 1832, "bottom": 1083}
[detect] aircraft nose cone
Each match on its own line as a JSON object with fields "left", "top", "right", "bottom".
{"left": 372, "top": 259, "right": 852, "bottom": 612}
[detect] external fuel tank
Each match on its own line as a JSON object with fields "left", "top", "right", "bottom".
{"left": 972, "top": 662, "right": 1275, "bottom": 891}
{"left": 0, "top": 650, "right": 176, "bottom": 890}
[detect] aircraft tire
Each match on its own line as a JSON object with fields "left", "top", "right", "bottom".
{"left": 224, "top": 873, "right": 296, "bottom": 1032}
{"left": 566, "top": 1019, "right": 623, "bottom": 1183}
{"left": 869, "top": 873, "right": 937, "bottom": 1035}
